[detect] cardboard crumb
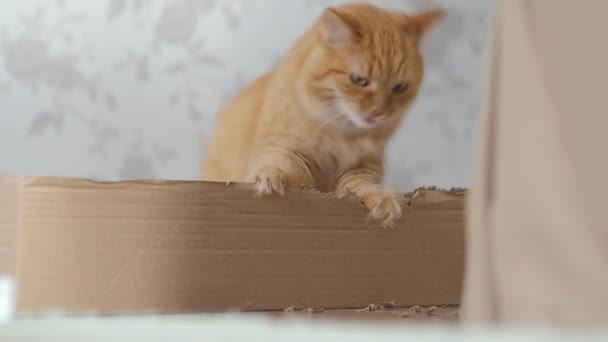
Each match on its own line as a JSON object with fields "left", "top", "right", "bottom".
{"left": 355, "top": 301, "right": 399, "bottom": 313}
{"left": 224, "top": 181, "right": 233, "bottom": 186}
{"left": 409, "top": 305, "right": 424, "bottom": 313}
{"left": 305, "top": 308, "right": 324, "bottom": 314}
{"left": 378, "top": 301, "right": 399, "bottom": 309}
{"left": 426, "top": 306, "right": 438, "bottom": 316}
{"left": 356, "top": 304, "right": 380, "bottom": 312}
{"left": 283, "top": 306, "right": 296, "bottom": 313}
{"left": 399, "top": 312, "right": 409, "bottom": 318}
{"left": 295, "top": 184, "right": 324, "bottom": 195}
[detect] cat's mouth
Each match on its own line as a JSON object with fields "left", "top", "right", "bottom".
{"left": 349, "top": 114, "right": 378, "bottom": 129}
{"left": 347, "top": 111, "right": 388, "bottom": 130}
{"left": 336, "top": 102, "right": 383, "bottom": 129}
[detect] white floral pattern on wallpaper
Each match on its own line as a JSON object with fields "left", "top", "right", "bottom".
{"left": 0, "top": 0, "right": 493, "bottom": 190}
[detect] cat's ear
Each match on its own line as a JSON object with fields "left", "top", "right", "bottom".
{"left": 408, "top": 8, "right": 446, "bottom": 44}
{"left": 319, "top": 8, "right": 360, "bottom": 47}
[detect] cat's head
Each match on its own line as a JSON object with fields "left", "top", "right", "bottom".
{"left": 299, "top": 3, "right": 444, "bottom": 132}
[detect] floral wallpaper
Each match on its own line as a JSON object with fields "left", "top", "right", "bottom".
{"left": 0, "top": 0, "right": 493, "bottom": 191}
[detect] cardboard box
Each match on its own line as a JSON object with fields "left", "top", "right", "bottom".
{"left": 0, "top": 175, "right": 465, "bottom": 315}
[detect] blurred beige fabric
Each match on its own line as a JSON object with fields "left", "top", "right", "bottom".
{"left": 463, "top": 0, "right": 608, "bottom": 328}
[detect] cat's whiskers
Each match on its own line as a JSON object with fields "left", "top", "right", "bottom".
{"left": 291, "top": 115, "right": 317, "bottom": 133}
{"left": 313, "top": 112, "right": 347, "bottom": 135}
{"left": 290, "top": 97, "right": 340, "bottom": 131}
{"left": 290, "top": 97, "right": 347, "bottom": 136}
{"left": 309, "top": 98, "right": 356, "bottom": 136}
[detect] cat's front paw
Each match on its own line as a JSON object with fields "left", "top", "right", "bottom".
{"left": 361, "top": 188, "right": 406, "bottom": 228}
{"left": 249, "top": 166, "right": 286, "bottom": 196}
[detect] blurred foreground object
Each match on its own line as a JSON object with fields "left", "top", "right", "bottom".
{"left": 0, "top": 277, "right": 16, "bottom": 322}
{"left": 463, "top": 0, "right": 608, "bottom": 328}
{"left": 1, "top": 314, "right": 605, "bottom": 341}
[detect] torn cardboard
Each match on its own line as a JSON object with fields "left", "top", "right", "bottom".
{"left": 274, "top": 305, "right": 460, "bottom": 322}
{"left": 0, "top": 175, "right": 465, "bottom": 315}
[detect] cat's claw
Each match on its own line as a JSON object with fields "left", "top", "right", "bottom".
{"left": 362, "top": 188, "right": 406, "bottom": 229}
{"left": 251, "top": 168, "right": 286, "bottom": 196}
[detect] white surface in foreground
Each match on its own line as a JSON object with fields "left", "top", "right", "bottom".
{"left": 0, "top": 277, "right": 16, "bottom": 322}
{"left": 0, "top": 314, "right": 606, "bottom": 342}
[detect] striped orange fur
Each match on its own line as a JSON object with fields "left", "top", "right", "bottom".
{"left": 202, "top": 3, "right": 444, "bottom": 227}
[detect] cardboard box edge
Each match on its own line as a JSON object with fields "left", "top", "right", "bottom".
{"left": 3, "top": 174, "right": 466, "bottom": 201}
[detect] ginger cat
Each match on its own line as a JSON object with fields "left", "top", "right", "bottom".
{"left": 202, "top": 3, "right": 444, "bottom": 227}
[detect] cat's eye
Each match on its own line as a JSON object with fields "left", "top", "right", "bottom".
{"left": 392, "top": 82, "right": 409, "bottom": 94}
{"left": 350, "top": 74, "right": 369, "bottom": 87}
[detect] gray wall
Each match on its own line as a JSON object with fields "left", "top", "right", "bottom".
{"left": 0, "top": 0, "right": 493, "bottom": 191}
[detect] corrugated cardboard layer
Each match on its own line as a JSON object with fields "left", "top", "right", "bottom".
{"left": 0, "top": 175, "right": 464, "bottom": 314}
{"left": 0, "top": 176, "right": 20, "bottom": 277}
